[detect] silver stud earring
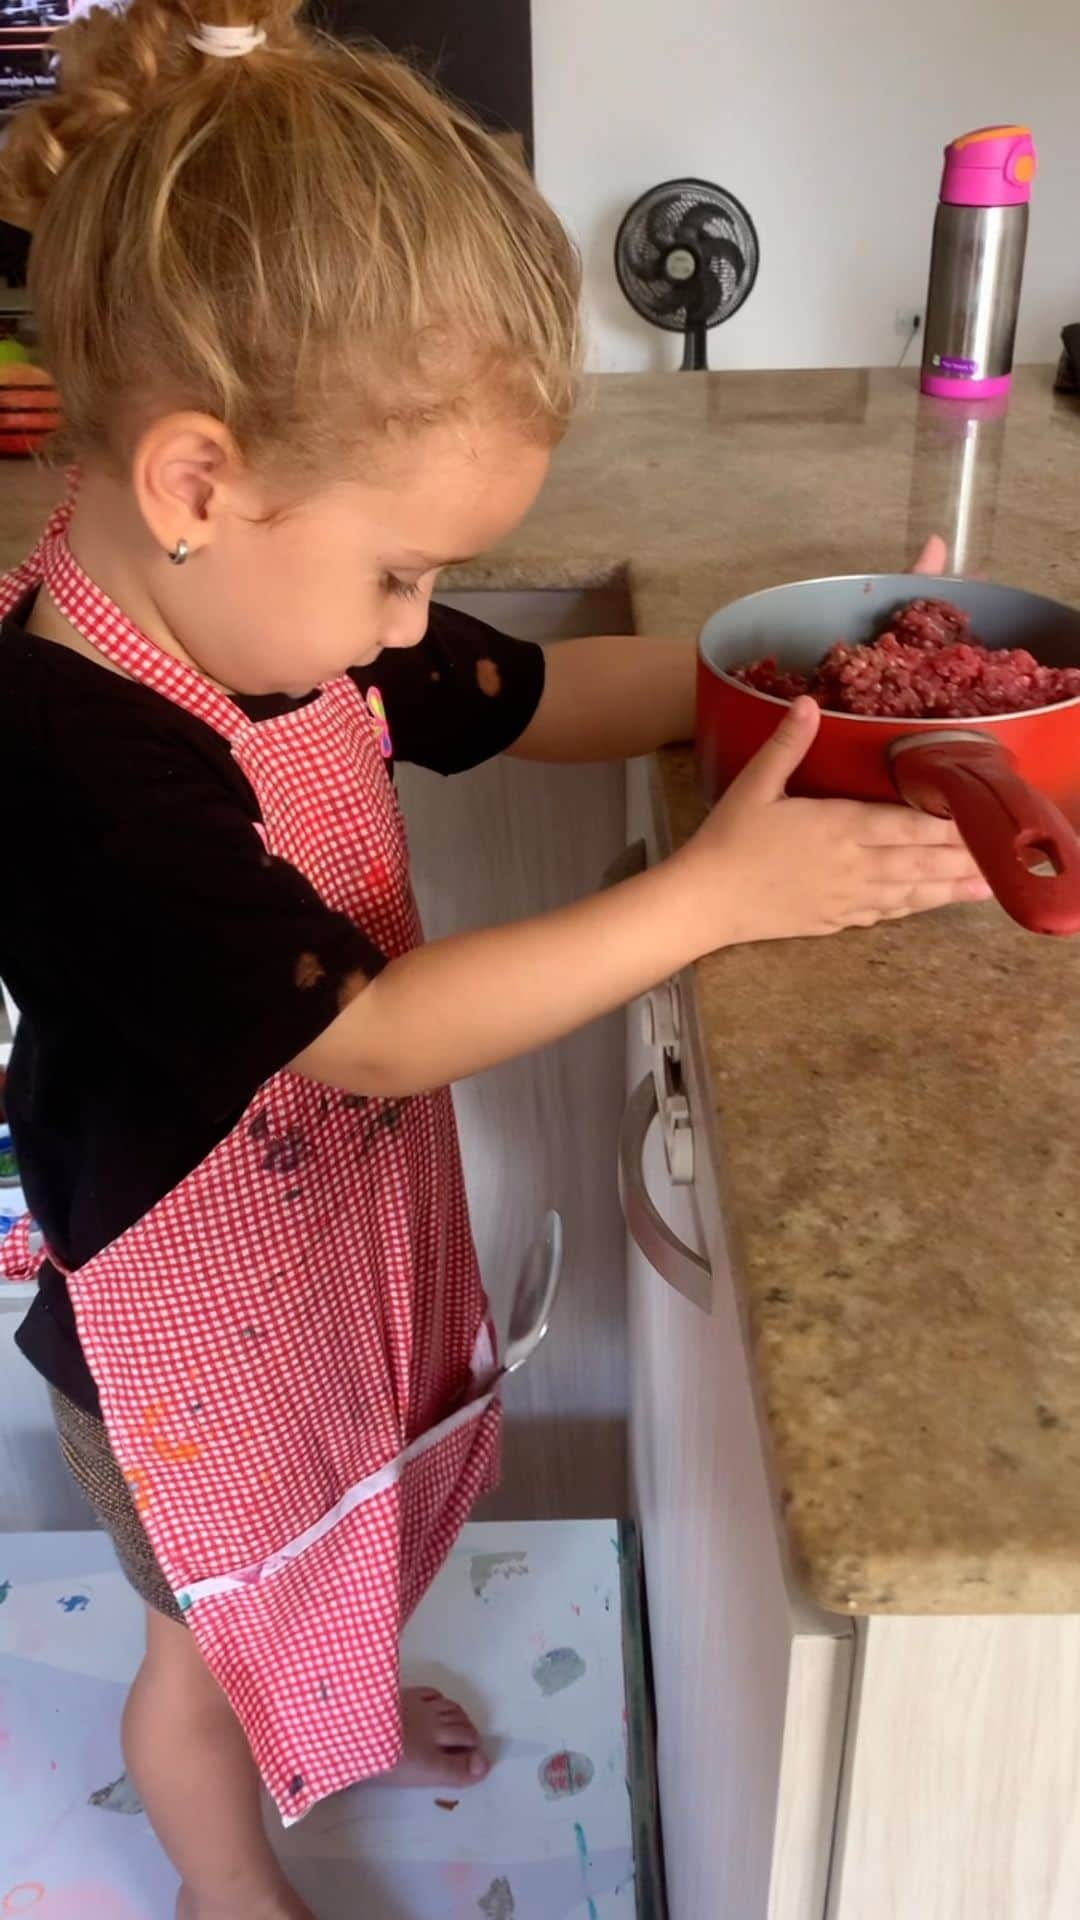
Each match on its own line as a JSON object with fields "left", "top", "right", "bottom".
{"left": 168, "top": 537, "right": 190, "bottom": 567}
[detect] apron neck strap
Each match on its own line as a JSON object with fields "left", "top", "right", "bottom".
{"left": 1, "top": 478, "right": 249, "bottom": 745}
{"left": 0, "top": 468, "right": 79, "bottom": 619}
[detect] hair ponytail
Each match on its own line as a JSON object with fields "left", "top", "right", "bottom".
{"left": 0, "top": 3, "right": 580, "bottom": 466}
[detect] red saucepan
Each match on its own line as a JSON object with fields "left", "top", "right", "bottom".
{"left": 697, "top": 574, "right": 1080, "bottom": 937}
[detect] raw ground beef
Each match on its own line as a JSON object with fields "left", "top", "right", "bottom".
{"left": 735, "top": 597, "right": 1080, "bottom": 719}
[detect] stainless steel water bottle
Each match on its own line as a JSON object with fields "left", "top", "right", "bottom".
{"left": 921, "top": 125, "right": 1037, "bottom": 401}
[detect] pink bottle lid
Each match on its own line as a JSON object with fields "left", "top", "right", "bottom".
{"left": 940, "top": 125, "right": 1037, "bottom": 208}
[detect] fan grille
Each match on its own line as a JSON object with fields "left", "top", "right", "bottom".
{"left": 615, "top": 178, "right": 759, "bottom": 334}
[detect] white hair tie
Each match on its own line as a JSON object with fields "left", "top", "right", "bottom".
{"left": 188, "top": 20, "right": 267, "bottom": 57}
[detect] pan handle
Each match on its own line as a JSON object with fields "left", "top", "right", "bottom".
{"left": 890, "top": 733, "right": 1080, "bottom": 937}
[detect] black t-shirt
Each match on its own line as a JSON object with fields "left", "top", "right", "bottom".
{"left": 0, "top": 601, "right": 545, "bottom": 1414}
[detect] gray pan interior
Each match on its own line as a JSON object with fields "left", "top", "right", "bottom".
{"left": 700, "top": 575, "right": 1080, "bottom": 685}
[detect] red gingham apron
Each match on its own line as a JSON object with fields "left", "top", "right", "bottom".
{"left": 0, "top": 501, "right": 501, "bottom": 1821}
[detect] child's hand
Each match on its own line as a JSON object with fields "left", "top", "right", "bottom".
{"left": 677, "top": 696, "right": 990, "bottom": 949}
{"left": 910, "top": 533, "right": 947, "bottom": 575}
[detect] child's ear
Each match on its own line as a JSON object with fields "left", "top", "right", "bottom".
{"left": 131, "top": 413, "right": 239, "bottom": 558}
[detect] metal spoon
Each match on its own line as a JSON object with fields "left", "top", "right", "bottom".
{"left": 475, "top": 1210, "right": 564, "bottom": 1396}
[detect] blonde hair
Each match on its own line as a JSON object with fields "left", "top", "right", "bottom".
{"left": 0, "top": 0, "right": 582, "bottom": 469}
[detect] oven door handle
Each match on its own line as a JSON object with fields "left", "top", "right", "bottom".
{"left": 619, "top": 1074, "right": 711, "bottom": 1309}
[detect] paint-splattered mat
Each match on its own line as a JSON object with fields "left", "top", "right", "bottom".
{"left": 0, "top": 1521, "right": 642, "bottom": 1918}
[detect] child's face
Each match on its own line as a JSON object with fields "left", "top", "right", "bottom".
{"left": 151, "top": 420, "right": 552, "bottom": 696}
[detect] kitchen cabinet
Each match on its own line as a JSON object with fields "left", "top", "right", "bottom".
{"left": 625, "top": 747, "right": 1080, "bottom": 1919}
{"left": 401, "top": 585, "right": 632, "bottom": 1522}
{"left": 828, "top": 1614, "right": 1080, "bottom": 1919}
{"left": 624, "top": 755, "right": 852, "bottom": 1920}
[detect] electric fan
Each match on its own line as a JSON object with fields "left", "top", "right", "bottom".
{"left": 614, "top": 177, "right": 759, "bottom": 370}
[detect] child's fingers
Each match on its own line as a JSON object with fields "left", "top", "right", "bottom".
{"left": 728, "top": 696, "right": 821, "bottom": 806}
{"left": 868, "top": 844, "right": 985, "bottom": 888}
{"left": 851, "top": 803, "right": 967, "bottom": 848}
{"left": 881, "top": 874, "right": 993, "bottom": 918}
{"left": 910, "top": 533, "right": 948, "bottom": 576}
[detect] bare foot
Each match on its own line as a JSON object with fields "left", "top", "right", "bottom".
{"left": 176, "top": 1885, "right": 316, "bottom": 1920}
{"left": 380, "top": 1685, "right": 490, "bottom": 1787}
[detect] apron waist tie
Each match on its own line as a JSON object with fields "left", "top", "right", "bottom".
{"left": 177, "top": 1383, "right": 497, "bottom": 1611}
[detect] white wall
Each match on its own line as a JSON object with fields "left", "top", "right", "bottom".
{"left": 532, "top": 0, "right": 1077, "bottom": 373}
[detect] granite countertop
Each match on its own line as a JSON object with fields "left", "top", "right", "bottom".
{"left": 5, "top": 367, "right": 1080, "bottom": 1615}
{"left": 471, "top": 366, "right": 1080, "bottom": 1619}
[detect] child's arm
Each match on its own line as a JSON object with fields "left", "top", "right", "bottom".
{"left": 506, "top": 539, "right": 950, "bottom": 766}
{"left": 509, "top": 632, "right": 696, "bottom": 762}
{"left": 292, "top": 697, "right": 988, "bottom": 1099}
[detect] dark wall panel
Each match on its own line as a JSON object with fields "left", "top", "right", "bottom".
{"left": 320, "top": 0, "right": 533, "bottom": 155}
{"left": 1, "top": 0, "right": 534, "bottom": 287}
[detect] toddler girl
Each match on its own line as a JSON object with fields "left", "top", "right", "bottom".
{"left": 0, "top": 5, "right": 984, "bottom": 1914}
